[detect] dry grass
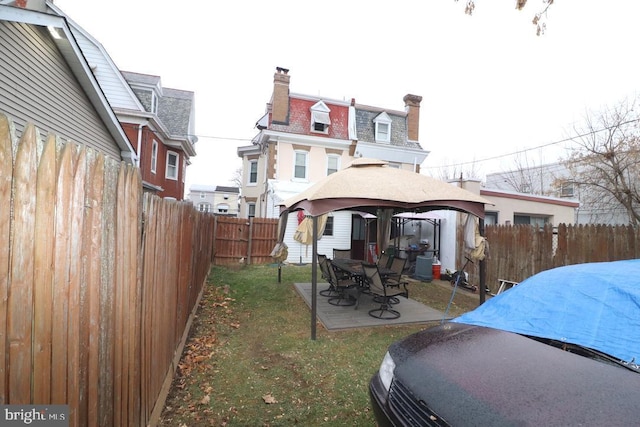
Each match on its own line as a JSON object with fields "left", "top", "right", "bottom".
{"left": 158, "top": 264, "right": 480, "bottom": 426}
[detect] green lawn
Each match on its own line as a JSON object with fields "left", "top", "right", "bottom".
{"left": 158, "top": 263, "right": 479, "bottom": 426}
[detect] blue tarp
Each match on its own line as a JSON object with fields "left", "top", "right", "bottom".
{"left": 453, "top": 259, "right": 640, "bottom": 364}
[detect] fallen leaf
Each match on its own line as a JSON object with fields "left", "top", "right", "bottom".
{"left": 200, "top": 395, "right": 210, "bottom": 405}
{"left": 263, "top": 394, "right": 277, "bottom": 404}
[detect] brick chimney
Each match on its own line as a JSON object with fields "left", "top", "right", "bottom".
{"left": 271, "top": 67, "right": 290, "bottom": 124}
{"left": 14, "top": 0, "right": 47, "bottom": 11}
{"left": 403, "top": 94, "right": 422, "bottom": 142}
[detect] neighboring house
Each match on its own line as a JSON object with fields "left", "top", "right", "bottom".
{"left": 0, "top": 2, "right": 136, "bottom": 163}
{"left": 485, "top": 162, "right": 625, "bottom": 225}
{"left": 46, "top": 2, "right": 197, "bottom": 200}
{"left": 187, "top": 184, "right": 239, "bottom": 216}
{"left": 237, "top": 67, "right": 429, "bottom": 263}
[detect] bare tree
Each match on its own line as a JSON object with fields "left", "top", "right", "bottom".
{"left": 565, "top": 97, "right": 640, "bottom": 225}
{"left": 231, "top": 167, "right": 242, "bottom": 188}
{"left": 456, "top": 0, "right": 554, "bottom": 35}
{"left": 432, "top": 158, "right": 483, "bottom": 182}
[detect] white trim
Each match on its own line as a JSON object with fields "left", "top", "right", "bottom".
{"left": 374, "top": 112, "right": 392, "bottom": 143}
{"left": 151, "top": 140, "right": 158, "bottom": 174}
{"left": 293, "top": 150, "right": 309, "bottom": 180}
{"left": 165, "top": 150, "right": 179, "bottom": 180}
{"left": 326, "top": 154, "right": 340, "bottom": 176}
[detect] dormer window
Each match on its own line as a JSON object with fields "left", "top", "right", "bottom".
{"left": 374, "top": 112, "right": 392, "bottom": 143}
{"left": 310, "top": 101, "right": 331, "bottom": 134}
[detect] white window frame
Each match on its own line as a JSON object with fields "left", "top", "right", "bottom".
{"left": 151, "top": 140, "right": 158, "bottom": 174}
{"left": 248, "top": 160, "right": 258, "bottom": 185}
{"left": 247, "top": 202, "right": 256, "bottom": 218}
{"left": 327, "top": 154, "right": 340, "bottom": 176}
{"left": 198, "top": 203, "right": 211, "bottom": 213}
{"left": 310, "top": 101, "right": 331, "bottom": 135}
{"left": 560, "top": 182, "right": 575, "bottom": 198}
{"left": 374, "top": 112, "right": 392, "bottom": 143}
{"left": 293, "top": 150, "right": 308, "bottom": 181}
{"left": 200, "top": 192, "right": 206, "bottom": 199}
{"left": 166, "top": 151, "right": 179, "bottom": 180}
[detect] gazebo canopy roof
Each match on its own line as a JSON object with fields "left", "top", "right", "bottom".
{"left": 282, "top": 158, "right": 491, "bottom": 218}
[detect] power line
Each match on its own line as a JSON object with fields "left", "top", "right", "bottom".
{"left": 425, "top": 117, "right": 640, "bottom": 170}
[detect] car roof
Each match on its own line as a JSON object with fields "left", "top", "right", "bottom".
{"left": 453, "top": 259, "right": 640, "bottom": 364}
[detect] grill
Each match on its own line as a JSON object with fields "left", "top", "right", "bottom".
{"left": 388, "top": 379, "right": 450, "bottom": 426}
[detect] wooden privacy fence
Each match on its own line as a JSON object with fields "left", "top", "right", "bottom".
{"left": 0, "top": 115, "right": 215, "bottom": 426}
{"left": 212, "top": 216, "right": 278, "bottom": 265}
{"left": 459, "top": 223, "right": 640, "bottom": 293}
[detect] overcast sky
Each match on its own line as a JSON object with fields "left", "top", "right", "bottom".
{"left": 53, "top": 0, "right": 640, "bottom": 192}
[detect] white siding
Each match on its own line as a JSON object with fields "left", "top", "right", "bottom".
{"left": 283, "top": 211, "right": 353, "bottom": 264}
{"left": 73, "top": 33, "right": 143, "bottom": 111}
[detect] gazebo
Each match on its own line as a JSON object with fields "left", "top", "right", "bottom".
{"left": 278, "top": 158, "right": 492, "bottom": 339}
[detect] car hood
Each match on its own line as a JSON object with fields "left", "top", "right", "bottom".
{"left": 390, "top": 323, "right": 640, "bottom": 426}
{"left": 453, "top": 259, "right": 640, "bottom": 364}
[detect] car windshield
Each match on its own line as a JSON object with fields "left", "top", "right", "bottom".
{"left": 453, "top": 259, "right": 640, "bottom": 367}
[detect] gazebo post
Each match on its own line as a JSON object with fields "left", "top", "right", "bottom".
{"left": 479, "top": 218, "right": 487, "bottom": 305}
{"left": 311, "top": 215, "right": 318, "bottom": 340}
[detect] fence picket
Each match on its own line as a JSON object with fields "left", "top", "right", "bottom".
{"left": 8, "top": 123, "right": 37, "bottom": 403}
{"left": 0, "top": 114, "right": 14, "bottom": 403}
{"left": 33, "top": 134, "right": 56, "bottom": 403}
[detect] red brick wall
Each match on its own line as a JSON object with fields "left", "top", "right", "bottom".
{"left": 271, "top": 98, "right": 350, "bottom": 139}
{"left": 119, "top": 123, "right": 185, "bottom": 200}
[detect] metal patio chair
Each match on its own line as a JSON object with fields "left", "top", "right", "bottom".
{"left": 361, "top": 262, "right": 408, "bottom": 319}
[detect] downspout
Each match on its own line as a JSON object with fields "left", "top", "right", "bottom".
{"left": 136, "top": 124, "right": 146, "bottom": 168}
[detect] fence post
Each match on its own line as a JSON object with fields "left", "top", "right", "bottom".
{"left": 247, "top": 217, "right": 254, "bottom": 265}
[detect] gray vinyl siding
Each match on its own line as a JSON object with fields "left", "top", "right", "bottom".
{"left": 0, "top": 20, "right": 120, "bottom": 158}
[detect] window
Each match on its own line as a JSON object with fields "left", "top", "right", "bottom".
{"left": 514, "top": 215, "right": 548, "bottom": 227}
{"left": 560, "top": 182, "right": 574, "bottom": 198}
{"left": 217, "top": 203, "right": 229, "bottom": 213}
{"left": 294, "top": 151, "right": 308, "bottom": 179}
{"left": 247, "top": 203, "right": 256, "bottom": 218}
{"left": 200, "top": 192, "right": 206, "bottom": 199}
{"left": 327, "top": 155, "right": 340, "bottom": 175}
{"left": 310, "top": 101, "right": 331, "bottom": 134}
{"left": 151, "top": 140, "right": 158, "bottom": 174}
{"left": 166, "top": 151, "right": 179, "bottom": 180}
{"left": 484, "top": 212, "right": 498, "bottom": 225}
{"left": 374, "top": 112, "right": 392, "bottom": 143}
{"left": 150, "top": 91, "right": 158, "bottom": 114}
{"left": 323, "top": 216, "right": 334, "bottom": 236}
{"left": 223, "top": 194, "right": 229, "bottom": 200}
{"left": 198, "top": 203, "right": 211, "bottom": 213}
{"left": 248, "top": 160, "right": 258, "bottom": 184}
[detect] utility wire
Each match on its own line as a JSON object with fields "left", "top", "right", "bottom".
{"left": 424, "top": 117, "right": 640, "bottom": 170}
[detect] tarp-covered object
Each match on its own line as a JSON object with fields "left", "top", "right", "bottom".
{"left": 453, "top": 259, "right": 640, "bottom": 364}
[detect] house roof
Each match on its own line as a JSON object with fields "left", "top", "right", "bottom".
{"left": 122, "top": 71, "right": 197, "bottom": 156}
{"left": 0, "top": 3, "right": 137, "bottom": 163}
{"left": 481, "top": 188, "right": 580, "bottom": 208}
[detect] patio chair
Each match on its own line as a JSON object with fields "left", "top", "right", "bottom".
{"left": 361, "top": 263, "right": 408, "bottom": 319}
{"left": 377, "top": 252, "right": 391, "bottom": 269}
{"left": 386, "top": 257, "right": 408, "bottom": 285}
{"left": 327, "top": 260, "right": 360, "bottom": 308}
{"left": 333, "top": 248, "right": 351, "bottom": 259}
{"left": 318, "top": 254, "right": 340, "bottom": 297}
{"left": 383, "top": 256, "right": 409, "bottom": 304}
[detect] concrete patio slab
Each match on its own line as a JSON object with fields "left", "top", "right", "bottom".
{"left": 294, "top": 282, "right": 450, "bottom": 331}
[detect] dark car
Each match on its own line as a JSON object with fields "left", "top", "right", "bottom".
{"left": 369, "top": 260, "right": 640, "bottom": 426}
